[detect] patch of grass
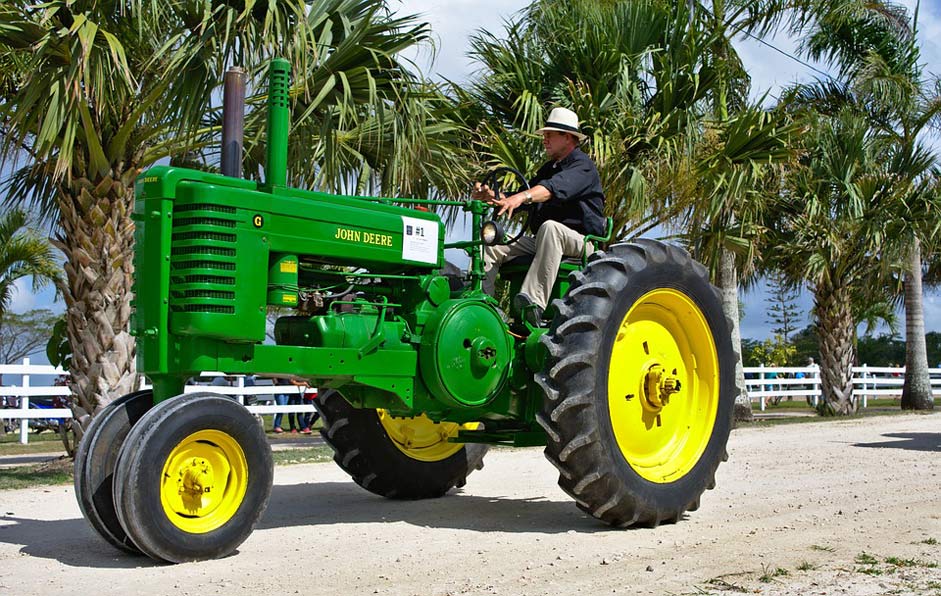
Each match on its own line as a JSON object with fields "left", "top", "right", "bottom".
{"left": 704, "top": 577, "right": 749, "bottom": 593}
{"left": 854, "top": 552, "right": 886, "bottom": 576}
{"left": 738, "top": 407, "right": 916, "bottom": 427}
{"left": 0, "top": 431, "right": 68, "bottom": 456}
{"left": 758, "top": 565, "right": 789, "bottom": 583}
{"left": 0, "top": 459, "right": 72, "bottom": 490}
{"left": 796, "top": 561, "right": 817, "bottom": 571}
{"left": 0, "top": 446, "right": 332, "bottom": 492}
{"left": 271, "top": 446, "right": 334, "bottom": 466}
{"left": 0, "top": 430, "right": 63, "bottom": 444}
{"left": 919, "top": 538, "right": 938, "bottom": 546}
{"left": 811, "top": 544, "right": 836, "bottom": 553}
{"left": 885, "top": 556, "right": 937, "bottom": 569}
{"left": 856, "top": 566, "right": 883, "bottom": 576}
{"left": 0, "top": 441, "right": 67, "bottom": 457}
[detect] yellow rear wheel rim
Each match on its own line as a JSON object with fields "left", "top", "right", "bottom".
{"left": 607, "top": 289, "right": 719, "bottom": 483}
{"left": 160, "top": 429, "right": 248, "bottom": 534}
{"left": 378, "top": 411, "right": 478, "bottom": 462}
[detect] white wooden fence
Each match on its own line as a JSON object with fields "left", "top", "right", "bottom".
{"left": 0, "top": 358, "right": 316, "bottom": 445}
{"left": 743, "top": 365, "right": 941, "bottom": 411}
{"left": 3, "top": 359, "right": 940, "bottom": 445}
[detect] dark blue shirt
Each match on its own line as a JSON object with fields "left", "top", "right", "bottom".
{"left": 528, "top": 147, "right": 606, "bottom": 237}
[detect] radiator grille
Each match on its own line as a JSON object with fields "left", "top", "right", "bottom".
{"left": 169, "top": 205, "right": 238, "bottom": 315}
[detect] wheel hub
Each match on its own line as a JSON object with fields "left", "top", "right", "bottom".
{"left": 643, "top": 365, "right": 682, "bottom": 411}
{"left": 179, "top": 458, "right": 214, "bottom": 497}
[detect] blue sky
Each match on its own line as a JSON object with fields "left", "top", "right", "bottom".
{"left": 8, "top": 0, "right": 941, "bottom": 346}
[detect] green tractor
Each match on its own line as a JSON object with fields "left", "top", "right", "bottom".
{"left": 74, "top": 60, "right": 736, "bottom": 563}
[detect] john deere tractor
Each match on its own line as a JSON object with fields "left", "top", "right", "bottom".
{"left": 73, "top": 60, "right": 735, "bottom": 563}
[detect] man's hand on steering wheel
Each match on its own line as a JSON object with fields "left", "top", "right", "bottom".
{"left": 475, "top": 166, "right": 531, "bottom": 245}
{"left": 471, "top": 182, "right": 503, "bottom": 204}
{"left": 494, "top": 192, "right": 527, "bottom": 218}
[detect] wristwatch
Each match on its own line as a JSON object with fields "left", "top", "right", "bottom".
{"left": 524, "top": 191, "right": 533, "bottom": 204}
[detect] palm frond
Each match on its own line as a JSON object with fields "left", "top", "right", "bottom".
{"left": 0, "top": 208, "right": 60, "bottom": 316}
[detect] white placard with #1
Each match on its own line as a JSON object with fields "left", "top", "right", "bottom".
{"left": 401, "top": 216, "right": 438, "bottom": 264}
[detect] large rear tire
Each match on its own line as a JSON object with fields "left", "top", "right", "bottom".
{"left": 112, "top": 393, "right": 273, "bottom": 563}
{"left": 317, "top": 389, "right": 488, "bottom": 499}
{"left": 73, "top": 390, "right": 152, "bottom": 554}
{"left": 537, "top": 240, "right": 735, "bottom": 527}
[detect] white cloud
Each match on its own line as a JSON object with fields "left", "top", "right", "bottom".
{"left": 922, "top": 290, "right": 941, "bottom": 334}
{"left": 5, "top": 278, "right": 62, "bottom": 316}
{"left": 8, "top": 278, "right": 35, "bottom": 313}
{"left": 394, "top": 0, "right": 530, "bottom": 82}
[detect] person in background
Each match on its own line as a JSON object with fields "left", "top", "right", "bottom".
{"left": 210, "top": 374, "right": 233, "bottom": 388}
{"left": 299, "top": 384, "right": 319, "bottom": 433}
{"left": 272, "top": 377, "right": 293, "bottom": 434}
{"left": 288, "top": 377, "right": 308, "bottom": 434}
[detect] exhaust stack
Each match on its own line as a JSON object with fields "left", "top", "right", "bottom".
{"left": 221, "top": 67, "right": 246, "bottom": 178}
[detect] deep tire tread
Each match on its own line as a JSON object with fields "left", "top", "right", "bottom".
{"left": 316, "top": 390, "right": 487, "bottom": 500}
{"left": 539, "top": 240, "right": 736, "bottom": 528}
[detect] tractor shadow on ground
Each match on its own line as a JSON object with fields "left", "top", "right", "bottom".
{"left": 0, "top": 515, "right": 161, "bottom": 569}
{"left": 853, "top": 432, "right": 941, "bottom": 453}
{"left": 259, "top": 481, "right": 662, "bottom": 534}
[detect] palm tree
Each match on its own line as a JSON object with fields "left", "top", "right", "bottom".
{"left": 887, "top": 117, "right": 939, "bottom": 411}
{"left": 0, "top": 208, "right": 59, "bottom": 412}
{"left": 682, "top": 104, "right": 795, "bottom": 421}
{"left": 789, "top": 1, "right": 940, "bottom": 410}
{"left": 679, "top": 0, "right": 917, "bottom": 421}
{"left": 0, "top": 0, "right": 455, "bottom": 416}
{"left": 0, "top": 209, "right": 59, "bottom": 321}
{"left": 679, "top": 0, "right": 812, "bottom": 423}
{"left": 637, "top": 0, "right": 804, "bottom": 421}
{"left": 855, "top": 23, "right": 940, "bottom": 411}
{"left": 768, "top": 92, "right": 903, "bottom": 414}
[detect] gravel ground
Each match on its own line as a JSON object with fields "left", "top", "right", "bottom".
{"left": 0, "top": 412, "right": 939, "bottom": 596}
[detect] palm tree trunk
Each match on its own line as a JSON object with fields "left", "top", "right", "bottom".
{"left": 717, "top": 248, "right": 751, "bottom": 422}
{"left": 53, "top": 171, "right": 140, "bottom": 419}
{"left": 814, "top": 283, "right": 856, "bottom": 415}
{"left": 901, "top": 238, "right": 933, "bottom": 410}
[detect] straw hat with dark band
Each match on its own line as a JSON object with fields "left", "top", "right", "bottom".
{"left": 536, "top": 107, "right": 587, "bottom": 142}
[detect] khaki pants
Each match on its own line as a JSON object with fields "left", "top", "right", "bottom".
{"left": 483, "top": 220, "right": 592, "bottom": 309}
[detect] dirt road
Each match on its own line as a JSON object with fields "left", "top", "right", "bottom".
{"left": 1, "top": 413, "right": 939, "bottom": 595}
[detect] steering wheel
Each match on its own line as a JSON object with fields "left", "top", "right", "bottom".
{"left": 481, "top": 166, "right": 532, "bottom": 245}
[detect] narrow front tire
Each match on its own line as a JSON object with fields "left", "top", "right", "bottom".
{"left": 112, "top": 393, "right": 273, "bottom": 563}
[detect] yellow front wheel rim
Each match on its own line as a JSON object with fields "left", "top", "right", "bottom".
{"left": 607, "top": 289, "right": 719, "bottom": 483}
{"left": 378, "top": 411, "right": 478, "bottom": 462}
{"left": 160, "top": 429, "right": 248, "bottom": 534}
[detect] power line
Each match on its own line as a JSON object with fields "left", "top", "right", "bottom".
{"left": 736, "top": 27, "right": 836, "bottom": 82}
{"left": 694, "top": 3, "right": 837, "bottom": 82}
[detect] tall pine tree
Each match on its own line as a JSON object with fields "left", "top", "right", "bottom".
{"left": 765, "top": 274, "right": 803, "bottom": 363}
